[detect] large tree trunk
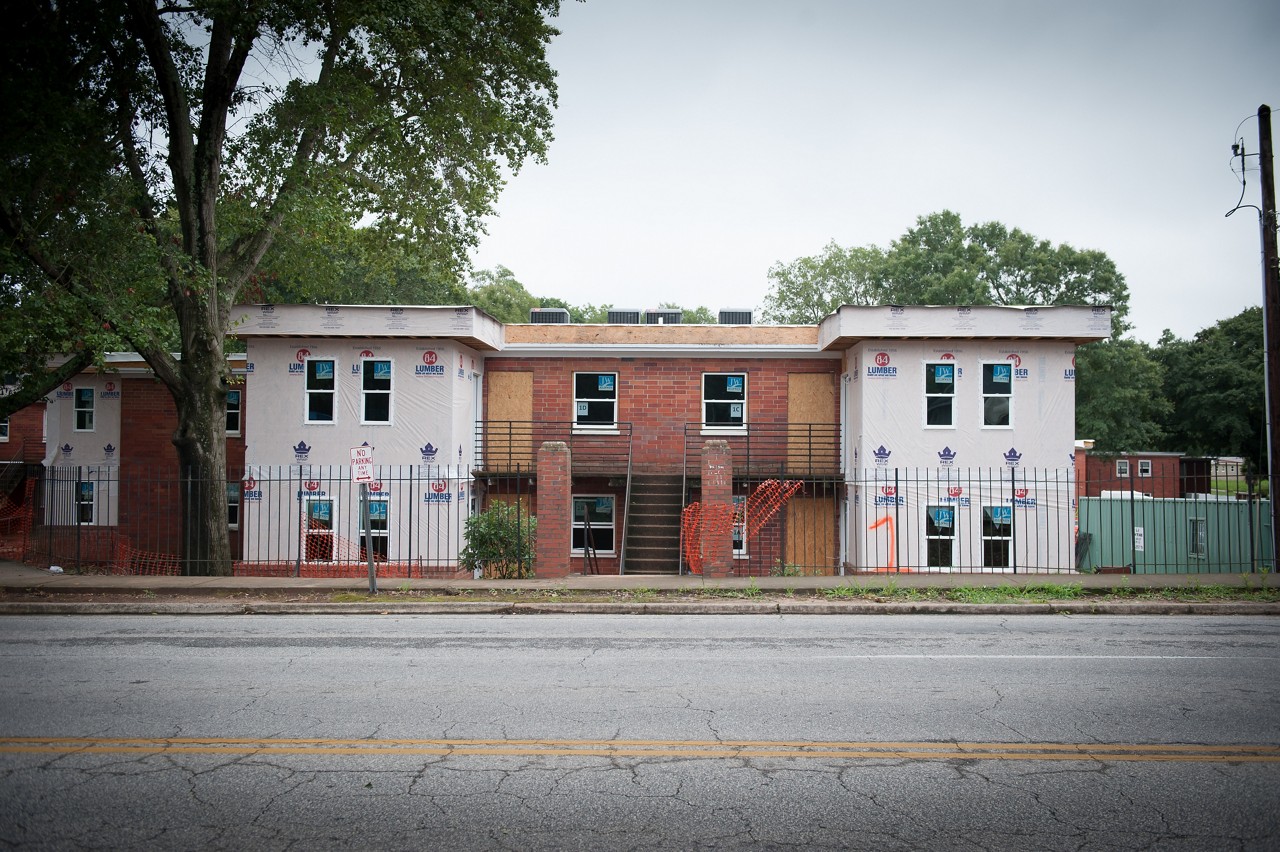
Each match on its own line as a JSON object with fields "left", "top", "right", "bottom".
{"left": 170, "top": 345, "right": 233, "bottom": 577}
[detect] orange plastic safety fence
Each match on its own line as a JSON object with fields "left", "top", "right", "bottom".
{"left": 0, "top": 480, "right": 36, "bottom": 560}
{"left": 111, "top": 537, "right": 182, "bottom": 576}
{"left": 681, "top": 479, "right": 804, "bottom": 574}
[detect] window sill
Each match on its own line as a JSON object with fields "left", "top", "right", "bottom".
{"left": 573, "top": 426, "right": 620, "bottom": 435}
{"left": 701, "top": 427, "right": 747, "bottom": 436}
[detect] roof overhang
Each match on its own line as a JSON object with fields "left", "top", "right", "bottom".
{"left": 817, "top": 304, "right": 1114, "bottom": 350}
{"left": 230, "top": 304, "right": 505, "bottom": 351}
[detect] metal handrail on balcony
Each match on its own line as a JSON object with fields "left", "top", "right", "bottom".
{"left": 682, "top": 422, "right": 842, "bottom": 479}
{"left": 475, "top": 421, "right": 635, "bottom": 476}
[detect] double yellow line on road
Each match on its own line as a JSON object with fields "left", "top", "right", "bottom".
{"left": 2, "top": 736, "right": 1278, "bottom": 763}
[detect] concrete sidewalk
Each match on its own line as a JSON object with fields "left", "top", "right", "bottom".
{"left": 2, "top": 558, "right": 1278, "bottom": 617}
{"left": 3, "top": 558, "right": 1278, "bottom": 594}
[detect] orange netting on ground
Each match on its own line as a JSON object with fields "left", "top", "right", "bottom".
{"left": 0, "top": 480, "right": 36, "bottom": 560}
{"left": 681, "top": 479, "right": 804, "bottom": 574}
{"left": 111, "top": 537, "right": 182, "bottom": 576}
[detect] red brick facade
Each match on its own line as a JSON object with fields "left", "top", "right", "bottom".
{"left": 485, "top": 357, "right": 840, "bottom": 473}
{"left": 534, "top": 441, "right": 572, "bottom": 578}
{"left": 1077, "top": 452, "right": 1183, "bottom": 498}
{"left": 2, "top": 403, "right": 45, "bottom": 463}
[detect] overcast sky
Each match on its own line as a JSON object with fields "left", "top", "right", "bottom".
{"left": 469, "top": 0, "right": 1279, "bottom": 344}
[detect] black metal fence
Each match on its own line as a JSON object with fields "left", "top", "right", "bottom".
{"left": 12, "top": 464, "right": 477, "bottom": 577}
{"left": 2, "top": 462, "right": 1271, "bottom": 577}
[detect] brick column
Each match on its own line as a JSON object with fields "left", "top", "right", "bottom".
{"left": 535, "top": 441, "right": 572, "bottom": 578}
{"left": 700, "top": 440, "right": 734, "bottom": 577}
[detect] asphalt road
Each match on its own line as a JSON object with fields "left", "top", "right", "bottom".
{"left": 1, "top": 614, "right": 1278, "bottom": 850}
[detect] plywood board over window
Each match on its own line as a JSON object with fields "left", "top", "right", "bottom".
{"left": 485, "top": 372, "right": 533, "bottom": 471}
{"left": 784, "top": 496, "right": 836, "bottom": 573}
{"left": 787, "top": 373, "right": 837, "bottom": 475}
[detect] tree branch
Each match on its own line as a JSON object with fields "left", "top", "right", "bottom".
{"left": 125, "top": 0, "right": 196, "bottom": 250}
{"left": 0, "top": 350, "right": 96, "bottom": 421}
{"left": 220, "top": 21, "right": 343, "bottom": 286}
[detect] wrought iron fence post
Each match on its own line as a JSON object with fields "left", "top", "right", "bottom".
{"left": 294, "top": 468, "right": 303, "bottom": 578}
{"left": 74, "top": 466, "right": 83, "bottom": 573}
{"left": 893, "top": 468, "right": 901, "bottom": 573}
{"left": 1128, "top": 462, "right": 1137, "bottom": 572}
{"left": 1010, "top": 466, "right": 1018, "bottom": 575}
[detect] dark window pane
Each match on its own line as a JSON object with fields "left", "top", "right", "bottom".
{"left": 575, "top": 373, "right": 615, "bottom": 400}
{"left": 705, "top": 402, "right": 743, "bottom": 425}
{"left": 983, "top": 363, "right": 1011, "bottom": 394}
{"left": 924, "top": 364, "right": 954, "bottom": 394}
{"left": 926, "top": 398, "right": 952, "bottom": 426}
{"left": 704, "top": 374, "right": 745, "bottom": 399}
{"left": 365, "top": 394, "right": 390, "bottom": 422}
{"left": 984, "top": 397, "right": 1010, "bottom": 426}
{"left": 309, "top": 393, "right": 334, "bottom": 422}
{"left": 364, "top": 360, "right": 391, "bottom": 391}
{"left": 307, "top": 360, "right": 335, "bottom": 390}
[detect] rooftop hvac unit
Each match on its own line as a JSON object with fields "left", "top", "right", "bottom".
{"left": 645, "top": 309, "right": 683, "bottom": 325}
{"left": 718, "top": 309, "right": 753, "bottom": 325}
{"left": 528, "top": 307, "right": 570, "bottom": 324}
{"left": 607, "top": 309, "right": 642, "bottom": 324}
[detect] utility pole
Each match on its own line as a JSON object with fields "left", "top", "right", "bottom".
{"left": 1258, "top": 104, "right": 1279, "bottom": 570}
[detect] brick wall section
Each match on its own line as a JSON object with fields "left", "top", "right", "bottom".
{"left": 117, "top": 378, "right": 248, "bottom": 556}
{"left": 700, "top": 440, "right": 733, "bottom": 576}
{"left": 485, "top": 357, "right": 840, "bottom": 473}
{"left": 1080, "top": 453, "right": 1182, "bottom": 498}
{"left": 4, "top": 402, "right": 46, "bottom": 463}
{"left": 119, "top": 378, "right": 247, "bottom": 471}
{"left": 535, "top": 441, "right": 572, "bottom": 578}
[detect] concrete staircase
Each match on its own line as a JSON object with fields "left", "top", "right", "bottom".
{"left": 622, "top": 474, "right": 684, "bottom": 574}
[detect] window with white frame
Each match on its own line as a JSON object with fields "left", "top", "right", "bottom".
{"left": 360, "top": 495, "right": 389, "bottom": 561}
{"left": 1116, "top": 459, "right": 1131, "bottom": 478}
{"left": 924, "top": 363, "right": 955, "bottom": 427}
{"left": 981, "top": 364, "right": 1011, "bottom": 427}
{"left": 1188, "top": 517, "right": 1207, "bottom": 558}
{"left": 926, "top": 505, "right": 955, "bottom": 567}
{"left": 732, "top": 494, "right": 747, "bottom": 557}
{"left": 304, "top": 497, "right": 335, "bottom": 561}
{"left": 76, "top": 481, "right": 94, "bottom": 524}
{"left": 982, "top": 505, "right": 1011, "bottom": 568}
{"left": 362, "top": 359, "right": 392, "bottom": 424}
{"left": 572, "top": 495, "right": 615, "bottom": 552}
{"left": 1138, "top": 459, "right": 1153, "bottom": 478}
{"left": 74, "top": 388, "right": 95, "bottom": 431}
{"left": 574, "top": 373, "right": 617, "bottom": 428}
{"left": 226, "top": 483, "right": 241, "bottom": 530}
{"left": 226, "top": 390, "right": 242, "bottom": 435}
{"left": 305, "top": 359, "right": 336, "bottom": 423}
{"left": 703, "top": 373, "right": 746, "bottom": 429}
{"left": 0, "top": 417, "right": 8, "bottom": 441}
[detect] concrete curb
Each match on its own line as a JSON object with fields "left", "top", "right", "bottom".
{"left": 1, "top": 601, "right": 1277, "bottom": 616}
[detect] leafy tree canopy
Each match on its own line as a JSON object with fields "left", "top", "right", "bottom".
{"left": 762, "top": 211, "right": 1130, "bottom": 335}
{"left": 0, "top": 0, "right": 564, "bottom": 572}
{"left": 1154, "top": 307, "right": 1265, "bottom": 466}
{"left": 1074, "top": 339, "right": 1169, "bottom": 452}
